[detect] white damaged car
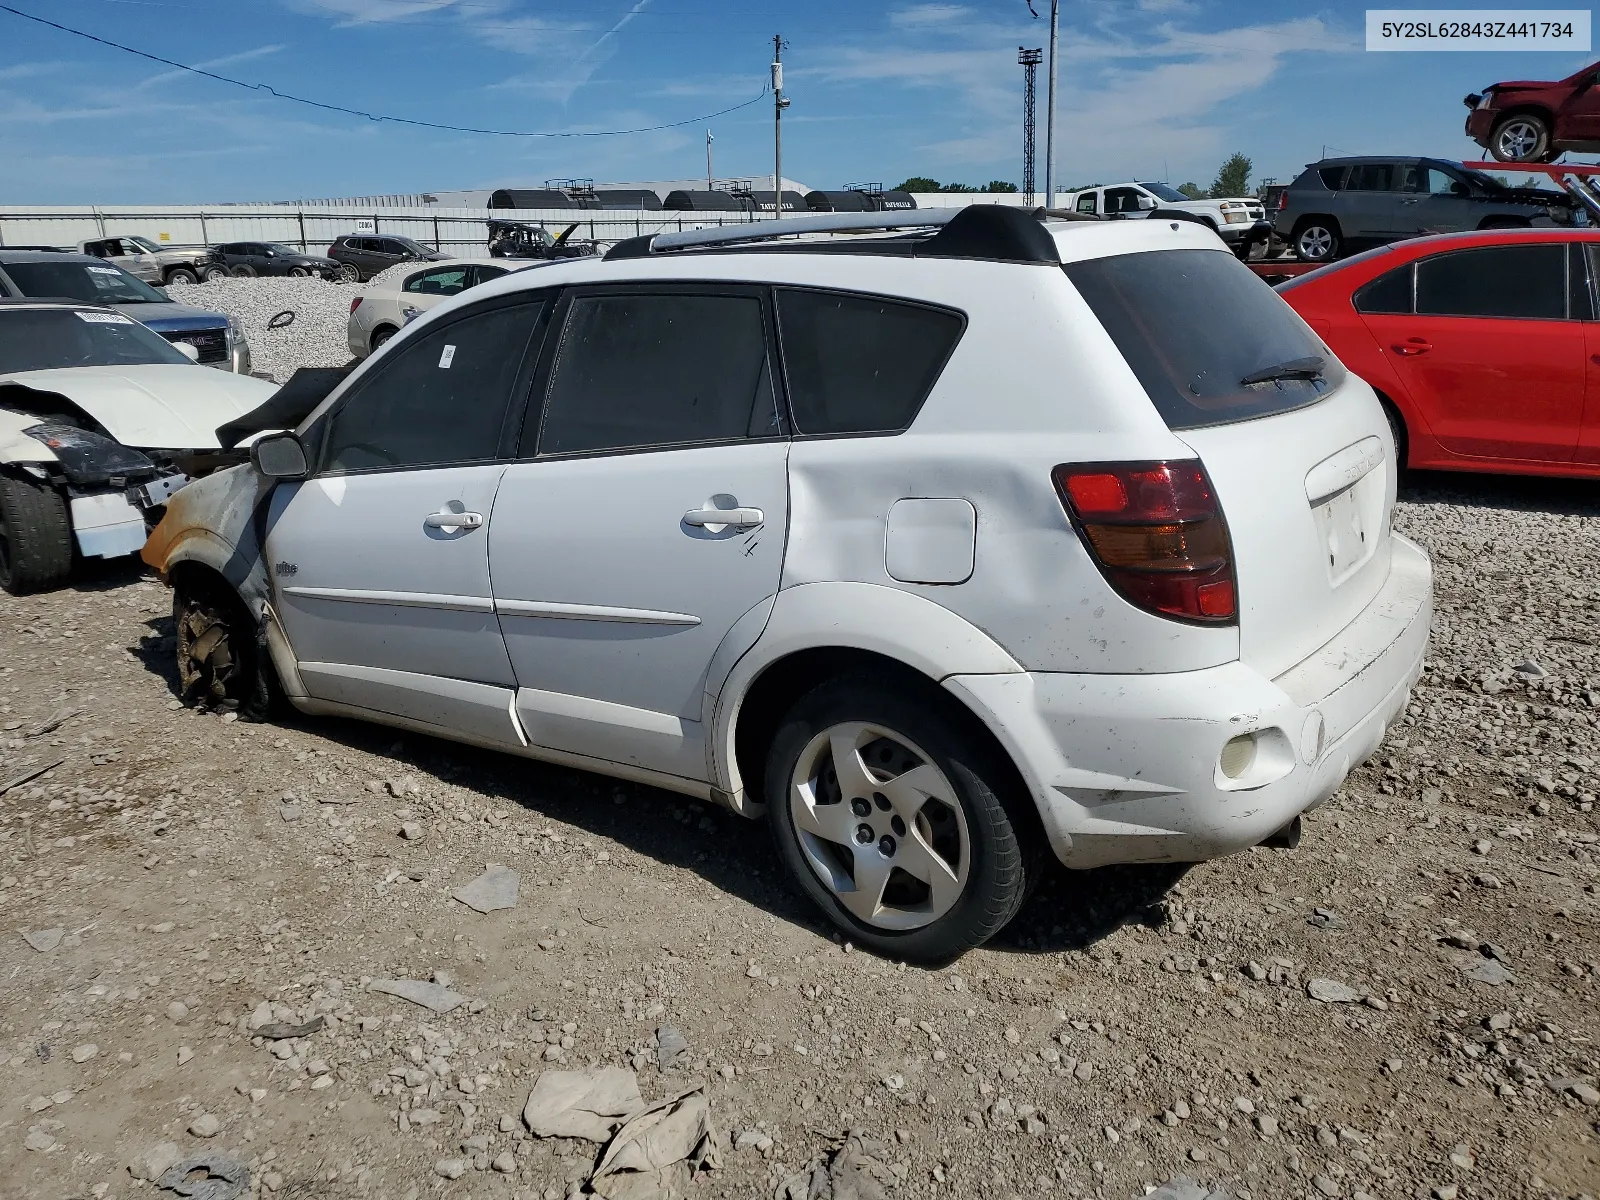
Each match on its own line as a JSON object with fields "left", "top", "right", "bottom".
{"left": 0, "top": 299, "right": 276, "bottom": 594}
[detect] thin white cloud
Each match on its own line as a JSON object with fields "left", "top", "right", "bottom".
{"left": 890, "top": 4, "right": 970, "bottom": 27}
{"left": 800, "top": 9, "right": 1353, "bottom": 182}
{"left": 136, "top": 44, "right": 288, "bottom": 90}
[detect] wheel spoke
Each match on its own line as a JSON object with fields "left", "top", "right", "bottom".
{"left": 838, "top": 852, "right": 892, "bottom": 922}
{"left": 828, "top": 726, "right": 880, "bottom": 804}
{"left": 790, "top": 783, "right": 856, "bottom": 845}
{"left": 897, "top": 826, "right": 963, "bottom": 914}
{"left": 879, "top": 762, "right": 956, "bottom": 817}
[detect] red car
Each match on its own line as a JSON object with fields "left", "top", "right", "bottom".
{"left": 1277, "top": 228, "right": 1600, "bottom": 479}
{"left": 1465, "top": 60, "right": 1600, "bottom": 162}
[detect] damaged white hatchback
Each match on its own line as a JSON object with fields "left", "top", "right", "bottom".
{"left": 0, "top": 298, "right": 276, "bottom": 594}
{"left": 143, "top": 206, "right": 1432, "bottom": 962}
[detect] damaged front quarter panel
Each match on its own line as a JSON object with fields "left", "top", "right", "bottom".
{"left": 141, "top": 462, "right": 278, "bottom": 620}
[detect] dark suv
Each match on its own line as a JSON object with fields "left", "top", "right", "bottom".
{"left": 1274, "top": 156, "right": 1569, "bottom": 262}
{"left": 326, "top": 234, "right": 446, "bottom": 282}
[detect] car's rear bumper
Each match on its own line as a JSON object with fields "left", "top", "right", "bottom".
{"left": 946, "top": 535, "right": 1432, "bottom": 869}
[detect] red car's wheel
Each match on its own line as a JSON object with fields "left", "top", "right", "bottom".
{"left": 1490, "top": 114, "right": 1554, "bottom": 163}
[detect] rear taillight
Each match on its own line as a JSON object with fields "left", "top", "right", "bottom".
{"left": 349, "top": 297, "right": 362, "bottom": 313}
{"left": 328, "top": 246, "right": 338, "bottom": 258}
{"left": 1054, "top": 460, "right": 1237, "bottom": 624}
{"left": 1276, "top": 191, "right": 1288, "bottom": 211}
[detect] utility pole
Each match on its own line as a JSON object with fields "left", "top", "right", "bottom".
{"left": 1044, "top": 0, "right": 1059, "bottom": 207}
{"left": 1018, "top": 47, "right": 1042, "bottom": 205}
{"left": 706, "top": 129, "right": 714, "bottom": 193}
{"left": 772, "top": 35, "right": 790, "bottom": 220}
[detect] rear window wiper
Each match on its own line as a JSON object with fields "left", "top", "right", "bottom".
{"left": 1240, "top": 355, "right": 1325, "bottom": 386}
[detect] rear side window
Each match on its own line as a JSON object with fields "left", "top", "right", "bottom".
{"left": 1354, "top": 264, "right": 1414, "bottom": 314}
{"left": 404, "top": 267, "right": 470, "bottom": 296}
{"left": 535, "top": 291, "right": 780, "bottom": 456}
{"left": 776, "top": 289, "right": 964, "bottom": 435}
{"left": 1415, "top": 244, "right": 1565, "bottom": 319}
{"left": 1348, "top": 164, "right": 1394, "bottom": 191}
{"left": 1065, "top": 248, "right": 1342, "bottom": 430}
{"left": 1317, "top": 166, "right": 1347, "bottom": 190}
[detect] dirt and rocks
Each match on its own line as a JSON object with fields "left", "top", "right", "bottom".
{"left": 1, "top": 472, "right": 1597, "bottom": 1200}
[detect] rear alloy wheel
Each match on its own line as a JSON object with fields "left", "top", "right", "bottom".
{"left": 173, "top": 577, "right": 276, "bottom": 720}
{"left": 336, "top": 262, "right": 361, "bottom": 283}
{"left": 0, "top": 472, "right": 73, "bottom": 595}
{"left": 1293, "top": 220, "right": 1341, "bottom": 263}
{"left": 1490, "top": 114, "right": 1553, "bottom": 163}
{"left": 765, "top": 676, "right": 1035, "bottom": 962}
{"left": 165, "top": 267, "right": 198, "bottom": 286}
{"left": 369, "top": 325, "right": 397, "bottom": 352}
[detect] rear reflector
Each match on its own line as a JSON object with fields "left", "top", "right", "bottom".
{"left": 1054, "top": 460, "right": 1237, "bottom": 624}
{"left": 349, "top": 297, "right": 363, "bottom": 313}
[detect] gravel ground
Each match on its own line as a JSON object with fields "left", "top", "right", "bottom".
{"left": 182, "top": 277, "right": 359, "bottom": 382}
{"left": 0, "top": 473, "right": 1597, "bottom": 1200}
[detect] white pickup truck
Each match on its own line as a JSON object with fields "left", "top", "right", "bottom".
{"left": 1063, "top": 182, "right": 1269, "bottom": 257}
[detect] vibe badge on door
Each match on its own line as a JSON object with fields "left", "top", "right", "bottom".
{"left": 438, "top": 345, "right": 457, "bottom": 369}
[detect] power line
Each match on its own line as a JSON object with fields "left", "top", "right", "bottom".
{"left": 0, "top": 2, "right": 769, "bottom": 137}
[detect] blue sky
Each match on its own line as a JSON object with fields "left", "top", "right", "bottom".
{"left": 2, "top": 0, "right": 1596, "bottom": 203}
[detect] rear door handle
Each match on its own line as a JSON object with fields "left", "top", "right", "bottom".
{"left": 1391, "top": 339, "right": 1432, "bottom": 356}
{"left": 424, "top": 509, "right": 483, "bottom": 530}
{"left": 683, "top": 506, "right": 764, "bottom": 529}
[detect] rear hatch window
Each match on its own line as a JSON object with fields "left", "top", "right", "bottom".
{"left": 1065, "top": 248, "right": 1342, "bottom": 430}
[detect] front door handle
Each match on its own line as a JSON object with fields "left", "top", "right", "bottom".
{"left": 424, "top": 509, "right": 483, "bottom": 530}
{"left": 1391, "top": 338, "right": 1432, "bottom": 356}
{"left": 683, "top": 505, "right": 764, "bottom": 529}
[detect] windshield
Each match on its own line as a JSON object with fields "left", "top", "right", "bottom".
{"left": 264, "top": 243, "right": 303, "bottom": 256}
{"left": 394, "top": 238, "right": 430, "bottom": 254}
{"left": 3, "top": 260, "right": 170, "bottom": 305}
{"left": 1143, "top": 182, "right": 1188, "bottom": 203}
{"left": 1065, "top": 248, "right": 1343, "bottom": 430}
{"left": 0, "top": 308, "right": 192, "bottom": 373}
{"left": 1459, "top": 167, "right": 1503, "bottom": 192}
{"left": 127, "top": 236, "right": 163, "bottom": 253}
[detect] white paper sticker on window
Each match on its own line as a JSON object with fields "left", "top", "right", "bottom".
{"left": 86, "top": 266, "right": 121, "bottom": 275}
{"left": 75, "top": 310, "right": 134, "bottom": 324}
{"left": 438, "top": 345, "right": 457, "bottom": 369}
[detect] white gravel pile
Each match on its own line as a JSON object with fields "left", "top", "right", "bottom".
{"left": 183, "top": 276, "right": 357, "bottom": 381}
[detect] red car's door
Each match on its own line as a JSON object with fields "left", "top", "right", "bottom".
{"left": 1556, "top": 70, "right": 1600, "bottom": 141}
{"left": 1357, "top": 242, "right": 1584, "bottom": 463}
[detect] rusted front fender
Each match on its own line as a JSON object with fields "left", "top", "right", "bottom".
{"left": 141, "top": 463, "right": 277, "bottom": 619}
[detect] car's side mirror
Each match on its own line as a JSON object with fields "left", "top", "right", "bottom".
{"left": 252, "top": 432, "right": 310, "bottom": 479}
{"left": 1137, "top": 195, "right": 1157, "bottom": 210}
{"left": 1451, "top": 182, "right": 1469, "bottom": 197}
{"left": 174, "top": 341, "right": 201, "bottom": 362}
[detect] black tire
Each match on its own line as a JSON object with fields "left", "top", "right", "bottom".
{"left": 201, "top": 265, "right": 229, "bottom": 282}
{"left": 336, "top": 262, "right": 361, "bottom": 283}
{"left": 0, "top": 472, "right": 73, "bottom": 595}
{"left": 1292, "top": 218, "right": 1341, "bottom": 263}
{"left": 764, "top": 675, "right": 1036, "bottom": 963}
{"left": 165, "top": 267, "right": 199, "bottom": 286}
{"left": 1383, "top": 402, "right": 1408, "bottom": 472}
{"left": 230, "top": 264, "right": 257, "bottom": 278}
{"left": 1490, "top": 113, "right": 1554, "bottom": 163}
{"left": 173, "top": 575, "right": 278, "bottom": 720}
{"left": 287, "top": 266, "right": 309, "bottom": 278}
{"left": 369, "top": 325, "right": 398, "bottom": 352}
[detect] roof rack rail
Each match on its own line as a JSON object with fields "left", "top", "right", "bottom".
{"left": 606, "top": 206, "right": 1065, "bottom": 264}
{"left": 652, "top": 209, "right": 958, "bottom": 251}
